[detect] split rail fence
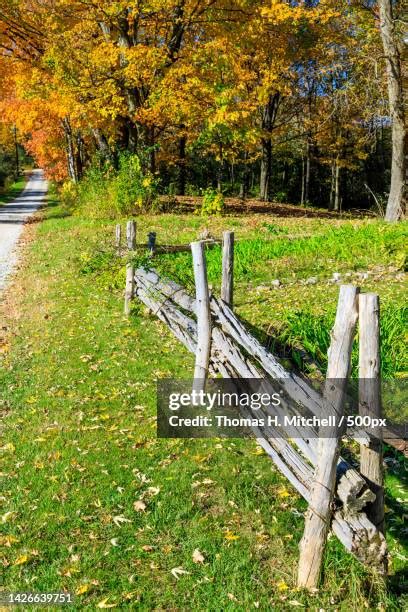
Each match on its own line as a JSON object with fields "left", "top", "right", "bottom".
{"left": 120, "top": 224, "right": 395, "bottom": 589}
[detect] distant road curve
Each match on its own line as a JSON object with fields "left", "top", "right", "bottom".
{"left": 0, "top": 169, "right": 48, "bottom": 291}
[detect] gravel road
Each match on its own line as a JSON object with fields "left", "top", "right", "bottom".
{"left": 0, "top": 169, "right": 48, "bottom": 291}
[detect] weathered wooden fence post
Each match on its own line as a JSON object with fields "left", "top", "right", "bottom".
{"left": 148, "top": 231, "right": 157, "bottom": 254}
{"left": 126, "top": 220, "right": 136, "bottom": 250}
{"left": 115, "top": 224, "right": 121, "bottom": 249}
{"left": 124, "top": 263, "right": 135, "bottom": 315}
{"left": 191, "top": 241, "right": 211, "bottom": 392}
{"left": 359, "top": 293, "right": 385, "bottom": 536}
{"left": 221, "top": 230, "right": 234, "bottom": 307}
{"left": 298, "top": 285, "right": 360, "bottom": 590}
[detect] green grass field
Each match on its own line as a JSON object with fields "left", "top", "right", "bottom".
{"left": 0, "top": 197, "right": 407, "bottom": 610}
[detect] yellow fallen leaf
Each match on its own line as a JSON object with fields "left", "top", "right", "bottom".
{"left": 13, "top": 554, "right": 30, "bottom": 566}
{"left": 277, "top": 488, "right": 291, "bottom": 498}
{"left": 0, "top": 535, "right": 19, "bottom": 547}
{"left": 253, "top": 447, "right": 265, "bottom": 455}
{"left": 97, "top": 598, "right": 116, "bottom": 608}
{"left": 76, "top": 584, "right": 91, "bottom": 595}
{"left": 2, "top": 443, "right": 15, "bottom": 453}
{"left": 277, "top": 580, "right": 289, "bottom": 591}
{"left": 224, "top": 531, "right": 240, "bottom": 541}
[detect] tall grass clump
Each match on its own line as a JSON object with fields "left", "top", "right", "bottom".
{"left": 60, "top": 152, "right": 159, "bottom": 218}
{"left": 280, "top": 305, "right": 407, "bottom": 379}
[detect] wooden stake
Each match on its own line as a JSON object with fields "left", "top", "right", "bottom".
{"left": 298, "top": 285, "right": 359, "bottom": 590}
{"left": 221, "top": 230, "right": 234, "bottom": 307}
{"left": 115, "top": 224, "right": 121, "bottom": 249}
{"left": 126, "top": 220, "right": 136, "bottom": 250}
{"left": 191, "top": 241, "right": 211, "bottom": 392}
{"left": 359, "top": 293, "right": 385, "bottom": 535}
{"left": 124, "top": 263, "right": 135, "bottom": 315}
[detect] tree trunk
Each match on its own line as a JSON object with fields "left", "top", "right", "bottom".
{"left": 300, "top": 156, "right": 305, "bottom": 206}
{"left": 75, "top": 133, "right": 84, "bottom": 180}
{"left": 62, "top": 117, "right": 77, "bottom": 182}
{"left": 329, "top": 162, "right": 335, "bottom": 210}
{"left": 93, "top": 128, "right": 117, "bottom": 167}
{"left": 378, "top": 0, "right": 406, "bottom": 221}
{"left": 259, "top": 93, "right": 280, "bottom": 201}
{"left": 334, "top": 162, "right": 341, "bottom": 212}
{"left": 126, "top": 121, "right": 138, "bottom": 153}
{"left": 305, "top": 139, "right": 311, "bottom": 204}
{"left": 13, "top": 126, "right": 19, "bottom": 178}
{"left": 177, "top": 135, "right": 187, "bottom": 195}
{"left": 260, "top": 137, "right": 272, "bottom": 201}
{"left": 239, "top": 151, "right": 249, "bottom": 199}
{"left": 217, "top": 144, "right": 224, "bottom": 192}
{"left": 329, "top": 160, "right": 341, "bottom": 211}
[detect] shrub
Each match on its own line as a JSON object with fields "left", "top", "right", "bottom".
{"left": 200, "top": 188, "right": 225, "bottom": 216}
{"left": 61, "top": 152, "right": 159, "bottom": 218}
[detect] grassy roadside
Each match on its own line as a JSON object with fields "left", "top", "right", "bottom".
{"left": 0, "top": 176, "right": 27, "bottom": 205}
{"left": 0, "top": 197, "right": 407, "bottom": 609}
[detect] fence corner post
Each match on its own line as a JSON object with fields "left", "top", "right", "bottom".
{"left": 221, "top": 230, "right": 234, "bottom": 308}
{"left": 359, "top": 292, "right": 385, "bottom": 537}
{"left": 191, "top": 241, "right": 211, "bottom": 393}
{"left": 115, "top": 224, "right": 121, "bottom": 250}
{"left": 124, "top": 263, "right": 135, "bottom": 315}
{"left": 126, "top": 220, "right": 136, "bottom": 250}
{"left": 297, "top": 284, "right": 359, "bottom": 590}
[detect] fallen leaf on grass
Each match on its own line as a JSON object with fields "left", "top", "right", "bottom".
{"left": 202, "top": 478, "right": 215, "bottom": 485}
{"left": 1, "top": 512, "right": 17, "bottom": 523}
{"left": 75, "top": 584, "right": 91, "bottom": 595}
{"left": 113, "top": 515, "right": 131, "bottom": 527}
{"left": 277, "top": 580, "right": 289, "bottom": 591}
{"left": 13, "top": 554, "right": 30, "bottom": 566}
{"left": 192, "top": 549, "right": 205, "bottom": 564}
{"left": 0, "top": 535, "right": 19, "bottom": 547}
{"left": 171, "top": 566, "right": 190, "bottom": 579}
{"left": 288, "top": 601, "right": 304, "bottom": 607}
{"left": 97, "top": 597, "right": 117, "bottom": 608}
{"left": 60, "top": 566, "right": 80, "bottom": 577}
{"left": 1, "top": 443, "right": 15, "bottom": 453}
{"left": 141, "top": 545, "right": 154, "bottom": 552}
{"left": 224, "top": 531, "right": 240, "bottom": 541}
{"left": 133, "top": 501, "right": 146, "bottom": 512}
{"left": 146, "top": 487, "right": 160, "bottom": 497}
